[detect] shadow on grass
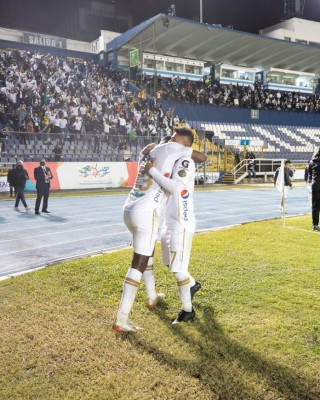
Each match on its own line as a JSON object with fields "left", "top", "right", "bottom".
{"left": 129, "top": 303, "right": 318, "bottom": 400}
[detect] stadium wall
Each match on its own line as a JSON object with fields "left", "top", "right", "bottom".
{"left": 0, "top": 39, "right": 99, "bottom": 62}
{"left": 0, "top": 162, "right": 138, "bottom": 192}
{"left": 162, "top": 101, "right": 320, "bottom": 128}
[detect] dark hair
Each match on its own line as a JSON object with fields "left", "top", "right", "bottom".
{"left": 174, "top": 127, "right": 194, "bottom": 146}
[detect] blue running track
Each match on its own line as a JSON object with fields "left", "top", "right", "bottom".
{"left": 0, "top": 186, "right": 310, "bottom": 278}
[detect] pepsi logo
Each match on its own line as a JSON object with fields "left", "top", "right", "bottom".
{"left": 181, "top": 190, "right": 189, "bottom": 199}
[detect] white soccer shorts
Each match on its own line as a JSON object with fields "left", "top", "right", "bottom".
{"left": 161, "top": 226, "right": 193, "bottom": 272}
{"left": 123, "top": 208, "right": 159, "bottom": 256}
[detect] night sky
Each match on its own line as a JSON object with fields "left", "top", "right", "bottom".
{"left": 0, "top": 0, "right": 319, "bottom": 38}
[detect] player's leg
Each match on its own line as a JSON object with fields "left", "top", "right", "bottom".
{"left": 281, "top": 186, "right": 289, "bottom": 213}
{"left": 163, "top": 225, "right": 201, "bottom": 302}
{"left": 143, "top": 224, "right": 173, "bottom": 309}
{"left": 169, "top": 229, "right": 195, "bottom": 324}
{"left": 144, "top": 249, "right": 165, "bottom": 310}
{"left": 312, "top": 189, "right": 320, "bottom": 230}
{"left": 113, "top": 209, "right": 158, "bottom": 332}
{"left": 113, "top": 251, "right": 148, "bottom": 332}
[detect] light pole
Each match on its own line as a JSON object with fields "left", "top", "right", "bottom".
{"left": 200, "top": 0, "right": 203, "bottom": 23}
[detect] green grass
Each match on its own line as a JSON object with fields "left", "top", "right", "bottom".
{"left": 1, "top": 215, "right": 319, "bottom": 399}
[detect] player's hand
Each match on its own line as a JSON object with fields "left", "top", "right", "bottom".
{"left": 141, "top": 160, "right": 156, "bottom": 174}
{"left": 141, "top": 143, "right": 156, "bottom": 155}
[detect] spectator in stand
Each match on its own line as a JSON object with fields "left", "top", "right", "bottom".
{"left": 235, "top": 151, "right": 241, "bottom": 166}
{"left": 59, "top": 113, "right": 68, "bottom": 142}
{"left": 53, "top": 140, "right": 62, "bottom": 161}
{"left": 118, "top": 114, "right": 127, "bottom": 135}
{"left": 93, "top": 129, "right": 101, "bottom": 154}
{"left": 26, "top": 118, "right": 34, "bottom": 135}
{"left": 247, "top": 159, "right": 256, "bottom": 182}
{"left": 7, "top": 164, "right": 16, "bottom": 197}
{"left": 12, "top": 161, "right": 30, "bottom": 212}
{"left": 72, "top": 117, "right": 82, "bottom": 142}
{"left": 167, "top": 4, "right": 176, "bottom": 16}
{"left": 32, "top": 113, "right": 40, "bottom": 132}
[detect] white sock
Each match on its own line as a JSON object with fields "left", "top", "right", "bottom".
{"left": 188, "top": 273, "right": 196, "bottom": 287}
{"left": 116, "top": 268, "right": 142, "bottom": 323}
{"left": 143, "top": 257, "right": 157, "bottom": 300}
{"left": 175, "top": 272, "right": 192, "bottom": 312}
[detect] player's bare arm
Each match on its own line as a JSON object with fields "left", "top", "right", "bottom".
{"left": 142, "top": 159, "right": 156, "bottom": 174}
{"left": 141, "top": 143, "right": 156, "bottom": 155}
{"left": 191, "top": 150, "right": 207, "bottom": 163}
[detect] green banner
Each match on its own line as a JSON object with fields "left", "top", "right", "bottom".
{"left": 129, "top": 49, "right": 139, "bottom": 67}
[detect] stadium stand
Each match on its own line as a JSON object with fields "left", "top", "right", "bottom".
{"left": 191, "top": 122, "right": 318, "bottom": 161}
{"left": 0, "top": 48, "right": 319, "bottom": 168}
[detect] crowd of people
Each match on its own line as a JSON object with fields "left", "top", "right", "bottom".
{"left": 146, "top": 74, "right": 320, "bottom": 112}
{"left": 0, "top": 49, "right": 179, "bottom": 157}
{"left": 1, "top": 48, "right": 320, "bottom": 163}
{"left": 1, "top": 49, "right": 319, "bottom": 145}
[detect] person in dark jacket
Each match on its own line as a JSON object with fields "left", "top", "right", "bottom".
{"left": 307, "top": 149, "right": 320, "bottom": 231}
{"left": 13, "top": 160, "right": 30, "bottom": 211}
{"left": 34, "top": 158, "right": 53, "bottom": 215}
{"left": 7, "top": 165, "right": 16, "bottom": 197}
{"left": 304, "top": 161, "right": 312, "bottom": 207}
{"left": 247, "top": 158, "right": 256, "bottom": 182}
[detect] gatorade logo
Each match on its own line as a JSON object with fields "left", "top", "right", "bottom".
{"left": 181, "top": 189, "right": 189, "bottom": 199}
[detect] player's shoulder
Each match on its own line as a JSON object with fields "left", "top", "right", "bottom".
{"left": 173, "top": 156, "right": 195, "bottom": 176}
{"left": 175, "top": 155, "right": 194, "bottom": 165}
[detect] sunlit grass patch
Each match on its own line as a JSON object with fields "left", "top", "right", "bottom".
{"left": 1, "top": 215, "right": 319, "bottom": 399}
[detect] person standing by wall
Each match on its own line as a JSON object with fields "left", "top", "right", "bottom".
{"left": 7, "top": 164, "right": 16, "bottom": 197}
{"left": 247, "top": 158, "right": 256, "bottom": 182}
{"left": 12, "top": 161, "right": 30, "bottom": 211}
{"left": 34, "top": 158, "right": 53, "bottom": 215}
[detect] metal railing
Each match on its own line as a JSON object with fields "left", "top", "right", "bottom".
{"left": 0, "top": 131, "right": 159, "bottom": 164}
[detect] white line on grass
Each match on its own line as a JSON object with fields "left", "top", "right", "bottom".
{"left": 285, "top": 226, "right": 316, "bottom": 234}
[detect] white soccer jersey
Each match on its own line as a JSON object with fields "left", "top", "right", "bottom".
{"left": 148, "top": 156, "right": 195, "bottom": 231}
{"left": 123, "top": 142, "right": 193, "bottom": 256}
{"left": 124, "top": 142, "right": 193, "bottom": 214}
{"left": 161, "top": 157, "right": 196, "bottom": 233}
{"left": 149, "top": 156, "right": 195, "bottom": 271}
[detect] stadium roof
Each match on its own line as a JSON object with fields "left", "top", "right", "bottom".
{"left": 107, "top": 14, "right": 320, "bottom": 75}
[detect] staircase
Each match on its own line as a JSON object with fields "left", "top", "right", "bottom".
{"left": 219, "top": 171, "right": 247, "bottom": 184}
